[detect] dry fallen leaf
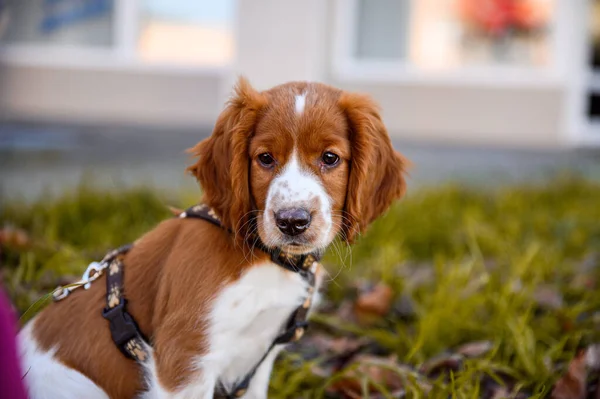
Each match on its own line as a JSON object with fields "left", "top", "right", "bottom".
{"left": 0, "top": 226, "right": 30, "bottom": 249}
{"left": 301, "top": 334, "right": 369, "bottom": 358}
{"left": 328, "top": 354, "right": 410, "bottom": 398}
{"left": 419, "top": 353, "right": 463, "bottom": 379}
{"left": 353, "top": 283, "right": 394, "bottom": 325}
{"left": 327, "top": 336, "right": 370, "bottom": 355}
{"left": 551, "top": 350, "right": 587, "bottom": 399}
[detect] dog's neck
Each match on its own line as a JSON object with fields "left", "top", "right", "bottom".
{"left": 181, "top": 204, "right": 323, "bottom": 272}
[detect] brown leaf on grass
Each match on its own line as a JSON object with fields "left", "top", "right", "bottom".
{"left": 551, "top": 349, "right": 588, "bottom": 399}
{"left": 418, "top": 341, "right": 493, "bottom": 381}
{"left": 326, "top": 336, "right": 371, "bottom": 355}
{"left": 480, "top": 373, "right": 529, "bottom": 399}
{"left": 304, "top": 335, "right": 372, "bottom": 378}
{"left": 353, "top": 283, "right": 394, "bottom": 326}
{"left": 0, "top": 226, "right": 30, "bottom": 249}
{"left": 328, "top": 354, "right": 415, "bottom": 398}
{"left": 419, "top": 353, "right": 463, "bottom": 379}
{"left": 299, "top": 334, "right": 369, "bottom": 358}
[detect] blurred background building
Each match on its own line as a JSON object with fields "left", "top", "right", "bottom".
{"left": 1, "top": 0, "right": 600, "bottom": 198}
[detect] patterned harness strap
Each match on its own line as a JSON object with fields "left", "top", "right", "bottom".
{"left": 101, "top": 244, "right": 150, "bottom": 362}
{"left": 56, "top": 204, "right": 320, "bottom": 399}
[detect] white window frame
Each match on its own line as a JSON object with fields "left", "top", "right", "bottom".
{"left": 0, "top": 0, "right": 229, "bottom": 76}
{"left": 331, "top": 0, "right": 567, "bottom": 88}
{"left": 563, "top": 0, "right": 600, "bottom": 146}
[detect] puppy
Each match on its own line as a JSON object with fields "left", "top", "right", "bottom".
{"left": 18, "top": 78, "right": 407, "bottom": 399}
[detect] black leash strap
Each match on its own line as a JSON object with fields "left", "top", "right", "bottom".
{"left": 101, "top": 244, "right": 150, "bottom": 362}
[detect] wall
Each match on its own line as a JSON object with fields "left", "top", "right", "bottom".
{"left": 233, "top": 0, "right": 328, "bottom": 90}
{"left": 0, "top": 0, "right": 572, "bottom": 148}
{"left": 0, "top": 64, "right": 224, "bottom": 128}
{"left": 332, "top": 80, "right": 565, "bottom": 148}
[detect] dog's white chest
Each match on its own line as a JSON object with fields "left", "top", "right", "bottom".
{"left": 143, "top": 260, "right": 322, "bottom": 399}
{"left": 205, "top": 261, "right": 318, "bottom": 389}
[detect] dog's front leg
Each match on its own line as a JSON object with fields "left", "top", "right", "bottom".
{"left": 243, "top": 347, "right": 283, "bottom": 399}
{"left": 145, "top": 325, "right": 217, "bottom": 399}
{"left": 143, "top": 360, "right": 217, "bottom": 399}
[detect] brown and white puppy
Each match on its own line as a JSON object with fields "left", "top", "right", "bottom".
{"left": 18, "top": 78, "right": 407, "bottom": 399}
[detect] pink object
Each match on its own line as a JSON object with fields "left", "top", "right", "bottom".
{"left": 0, "top": 287, "right": 28, "bottom": 399}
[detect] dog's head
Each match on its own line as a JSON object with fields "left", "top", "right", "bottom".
{"left": 188, "top": 78, "right": 407, "bottom": 254}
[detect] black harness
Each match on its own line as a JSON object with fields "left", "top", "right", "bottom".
{"left": 58, "top": 204, "right": 320, "bottom": 399}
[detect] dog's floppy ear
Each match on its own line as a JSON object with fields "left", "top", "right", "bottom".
{"left": 339, "top": 92, "right": 408, "bottom": 243}
{"left": 187, "top": 77, "right": 267, "bottom": 236}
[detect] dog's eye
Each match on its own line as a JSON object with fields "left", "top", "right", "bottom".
{"left": 322, "top": 152, "right": 340, "bottom": 167}
{"left": 258, "top": 153, "right": 275, "bottom": 167}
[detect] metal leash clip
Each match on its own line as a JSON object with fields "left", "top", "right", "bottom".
{"left": 52, "top": 261, "right": 107, "bottom": 302}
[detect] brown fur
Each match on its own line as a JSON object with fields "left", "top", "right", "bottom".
{"left": 187, "top": 77, "right": 268, "bottom": 239}
{"left": 339, "top": 92, "right": 408, "bottom": 242}
{"left": 29, "top": 77, "right": 406, "bottom": 397}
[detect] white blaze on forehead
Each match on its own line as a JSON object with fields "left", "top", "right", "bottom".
{"left": 294, "top": 93, "right": 307, "bottom": 115}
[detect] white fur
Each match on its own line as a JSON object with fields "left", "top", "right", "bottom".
{"left": 143, "top": 260, "right": 321, "bottom": 399}
{"left": 294, "top": 93, "right": 306, "bottom": 115}
{"left": 18, "top": 320, "right": 110, "bottom": 399}
{"left": 263, "top": 152, "right": 333, "bottom": 249}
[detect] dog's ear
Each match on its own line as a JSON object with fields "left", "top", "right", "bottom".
{"left": 187, "top": 77, "right": 267, "bottom": 236}
{"left": 339, "top": 92, "right": 408, "bottom": 243}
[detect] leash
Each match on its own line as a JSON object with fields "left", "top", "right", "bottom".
{"left": 52, "top": 204, "right": 321, "bottom": 399}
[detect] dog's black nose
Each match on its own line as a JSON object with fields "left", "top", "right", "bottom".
{"left": 275, "top": 208, "right": 311, "bottom": 236}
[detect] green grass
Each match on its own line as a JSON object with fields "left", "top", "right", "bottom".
{"left": 2, "top": 176, "right": 600, "bottom": 398}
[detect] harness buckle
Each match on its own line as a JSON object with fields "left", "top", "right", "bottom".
{"left": 82, "top": 261, "right": 104, "bottom": 289}
{"left": 52, "top": 261, "right": 107, "bottom": 302}
{"left": 52, "top": 285, "right": 76, "bottom": 301}
{"left": 102, "top": 299, "right": 141, "bottom": 355}
{"left": 274, "top": 320, "right": 309, "bottom": 344}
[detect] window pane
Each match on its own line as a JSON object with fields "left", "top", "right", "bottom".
{"left": 354, "top": 0, "right": 555, "bottom": 69}
{"left": 137, "top": 0, "right": 235, "bottom": 66}
{"left": 0, "top": 0, "right": 114, "bottom": 47}
{"left": 354, "top": 0, "right": 410, "bottom": 60}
